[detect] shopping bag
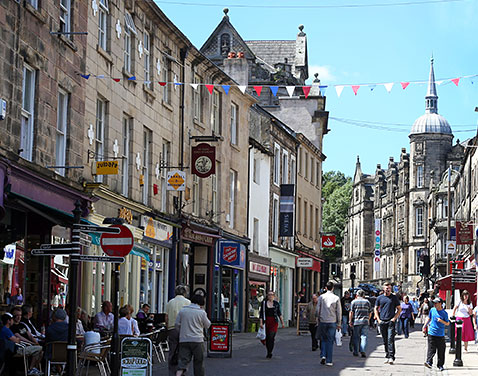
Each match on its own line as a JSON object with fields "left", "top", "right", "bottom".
{"left": 256, "top": 326, "right": 266, "bottom": 341}
{"left": 335, "top": 330, "right": 343, "bottom": 346}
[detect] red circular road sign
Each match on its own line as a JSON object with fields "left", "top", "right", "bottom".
{"left": 100, "top": 225, "right": 134, "bottom": 257}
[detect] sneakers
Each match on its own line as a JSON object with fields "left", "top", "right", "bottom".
{"left": 326, "top": 363, "right": 333, "bottom": 366}
{"left": 353, "top": 353, "right": 359, "bottom": 357}
{"left": 361, "top": 352, "right": 366, "bottom": 358}
{"left": 320, "top": 357, "right": 326, "bottom": 365}
{"left": 424, "top": 362, "right": 432, "bottom": 369}
{"left": 438, "top": 366, "right": 445, "bottom": 372}
{"left": 384, "top": 359, "right": 390, "bottom": 364}
{"left": 388, "top": 359, "right": 394, "bottom": 365}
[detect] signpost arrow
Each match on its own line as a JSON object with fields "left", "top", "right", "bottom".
{"left": 32, "top": 248, "right": 80, "bottom": 256}
{"left": 71, "top": 255, "right": 125, "bottom": 263}
{"left": 40, "top": 243, "right": 80, "bottom": 250}
{"left": 73, "top": 224, "right": 121, "bottom": 233}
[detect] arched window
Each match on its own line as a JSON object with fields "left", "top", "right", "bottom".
{"left": 220, "top": 33, "right": 231, "bottom": 55}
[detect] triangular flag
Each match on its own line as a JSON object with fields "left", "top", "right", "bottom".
{"left": 113, "top": 78, "right": 121, "bottom": 82}
{"left": 270, "top": 86, "right": 279, "bottom": 97}
{"left": 335, "top": 85, "right": 344, "bottom": 98}
{"left": 302, "top": 86, "right": 311, "bottom": 98}
{"left": 400, "top": 82, "right": 410, "bottom": 90}
{"left": 253, "top": 86, "right": 263, "bottom": 97}
{"left": 205, "top": 84, "right": 214, "bottom": 94}
{"left": 144, "top": 81, "right": 151, "bottom": 85}
{"left": 96, "top": 75, "right": 105, "bottom": 79}
{"left": 384, "top": 83, "right": 394, "bottom": 93}
{"left": 286, "top": 86, "right": 295, "bottom": 97}
{"left": 352, "top": 85, "right": 360, "bottom": 96}
{"left": 319, "top": 85, "right": 328, "bottom": 96}
{"left": 159, "top": 82, "right": 166, "bottom": 86}
{"left": 80, "top": 74, "right": 90, "bottom": 80}
{"left": 436, "top": 80, "right": 443, "bottom": 85}
{"left": 222, "top": 85, "right": 230, "bottom": 95}
{"left": 238, "top": 85, "right": 247, "bottom": 94}
{"left": 190, "top": 83, "right": 199, "bottom": 90}
{"left": 369, "top": 84, "right": 377, "bottom": 91}
{"left": 128, "top": 76, "right": 136, "bottom": 81}
{"left": 451, "top": 78, "right": 460, "bottom": 86}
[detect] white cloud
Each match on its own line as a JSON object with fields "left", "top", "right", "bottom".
{"left": 307, "top": 65, "right": 336, "bottom": 84}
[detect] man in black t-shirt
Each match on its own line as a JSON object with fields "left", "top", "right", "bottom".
{"left": 374, "top": 283, "right": 401, "bottom": 364}
{"left": 341, "top": 291, "right": 353, "bottom": 336}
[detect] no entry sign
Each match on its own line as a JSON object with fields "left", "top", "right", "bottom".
{"left": 100, "top": 225, "right": 134, "bottom": 257}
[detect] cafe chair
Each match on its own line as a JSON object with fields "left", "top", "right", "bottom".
{"left": 76, "top": 342, "right": 110, "bottom": 376}
{"left": 46, "top": 341, "right": 68, "bottom": 376}
{"left": 150, "top": 328, "right": 167, "bottom": 363}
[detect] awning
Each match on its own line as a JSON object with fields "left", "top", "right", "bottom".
{"left": 192, "top": 230, "right": 221, "bottom": 238}
{"left": 131, "top": 243, "right": 151, "bottom": 262}
{"left": 51, "top": 268, "right": 68, "bottom": 284}
{"left": 297, "top": 250, "right": 324, "bottom": 263}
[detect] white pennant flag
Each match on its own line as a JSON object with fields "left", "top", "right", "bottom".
{"left": 238, "top": 85, "right": 247, "bottom": 94}
{"left": 384, "top": 83, "right": 394, "bottom": 93}
{"left": 436, "top": 80, "right": 443, "bottom": 85}
{"left": 286, "top": 86, "right": 295, "bottom": 97}
{"left": 190, "top": 83, "right": 199, "bottom": 90}
{"left": 335, "top": 85, "right": 344, "bottom": 98}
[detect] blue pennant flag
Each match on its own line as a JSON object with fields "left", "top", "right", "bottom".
{"left": 270, "top": 86, "right": 279, "bottom": 96}
{"left": 96, "top": 75, "right": 105, "bottom": 79}
{"left": 80, "top": 74, "right": 91, "bottom": 80}
{"left": 222, "top": 85, "right": 230, "bottom": 95}
{"left": 128, "top": 76, "right": 136, "bottom": 81}
{"left": 370, "top": 85, "right": 377, "bottom": 91}
{"left": 319, "top": 85, "right": 328, "bottom": 96}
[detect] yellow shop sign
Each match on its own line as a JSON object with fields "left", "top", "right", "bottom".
{"left": 95, "top": 160, "right": 119, "bottom": 175}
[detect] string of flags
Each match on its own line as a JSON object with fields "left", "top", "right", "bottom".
{"left": 78, "top": 72, "right": 478, "bottom": 98}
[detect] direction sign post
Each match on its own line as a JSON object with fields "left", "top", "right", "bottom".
{"left": 71, "top": 255, "right": 125, "bottom": 263}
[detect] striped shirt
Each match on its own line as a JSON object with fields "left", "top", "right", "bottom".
{"left": 350, "top": 298, "right": 372, "bottom": 325}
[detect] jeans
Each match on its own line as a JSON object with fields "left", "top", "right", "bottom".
{"left": 426, "top": 335, "right": 446, "bottom": 367}
{"left": 167, "top": 328, "right": 179, "bottom": 376}
{"left": 177, "top": 342, "right": 205, "bottom": 376}
{"left": 398, "top": 317, "right": 410, "bottom": 338}
{"left": 309, "top": 323, "right": 319, "bottom": 350}
{"left": 319, "top": 322, "right": 337, "bottom": 363}
{"left": 342, "top": 316, "right": 349, "bottom": 334}
{"left": 379, "top": 320, "right": 396, "bottom": 360}
{"left": 265, "top": 330, "right": 277, "bottom": 356}
{"left": 352, "top": 324, "right": 369, "bottom": 354}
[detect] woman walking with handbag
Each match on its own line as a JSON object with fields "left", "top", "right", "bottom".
{"left": 259, "top": 291, "right": 285, "bottom": 358}
{"left": 452, "top": 290, "right": 477, "bottom": 351}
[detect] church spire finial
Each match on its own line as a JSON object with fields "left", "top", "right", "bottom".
{"left": 425, "top": 56, "right": 438, "bottom": 114}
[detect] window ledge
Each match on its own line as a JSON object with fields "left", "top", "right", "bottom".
{"left": 143, "top": 84, "right": 156, "bottom": 99}
{"left": 193, "top": 119, "right": 206, "bottom": 132}
{"left": 162, "top": 100, "right": 173, "bottom": 112}
{"left": 25, "top": 3, "right": 47, "bottom": 24}
{"left": 59, "top": 34, "right": 78, "bottom": 52}
{"left": 230, "top": 143, "right": 240, "bottom": 152}
{"left": 97, "top": 45, "right": 113, "bottom": 64}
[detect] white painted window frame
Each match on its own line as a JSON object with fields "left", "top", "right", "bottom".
{"left": 21, "top": 64, "right": 36, "bottom": 161}
{"left": 55, "top": 89, "right": 69, "bottom": 176}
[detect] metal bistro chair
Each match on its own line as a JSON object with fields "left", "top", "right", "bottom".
{"left": 46, "top": 341, "right": 68, "bottom": 376}
{"left": 76, "top": 340, "right": 110, "bottom": 376}
{"left": 14, "top": 342, "right": 32, "bottom": 376}
{"left": 151, "top": 328, "right": 168, "bottom": 363}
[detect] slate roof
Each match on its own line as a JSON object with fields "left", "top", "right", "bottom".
{"left": 245, "top": 40, "right": 296, "bottom": 70}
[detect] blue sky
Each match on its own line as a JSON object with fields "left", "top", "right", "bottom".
{"left": 157, "top": 0, "right": 478, "bottom": 177}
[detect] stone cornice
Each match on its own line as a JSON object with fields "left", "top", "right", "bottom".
{"left": 85, "top": 183, "right": 150, "bottom": 213}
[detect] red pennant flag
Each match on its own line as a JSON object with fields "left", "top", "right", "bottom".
{"left": 253, "top": 86, "right": 263, "bottom": 97}
{"left": 451, "top": 78, "right": 460, "bottom": 86}
{"left": 352, "top": 85, "right": 360, "bottom": 96}
{"left": 400, "top": 82, "right": 410, "bottom": 90}
{"left": 302, "top": 86, "right": 311, "bottom": 98}
{"left": 159, "top": 82, "right": 167, "bottom": 86}
{"left": 205, "top": 84, "right": 214, "bottom": 94}
{"left": 113, "top": 78, "right": 120, "bottom": 82}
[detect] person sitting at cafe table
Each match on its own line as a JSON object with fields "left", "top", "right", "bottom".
{"left": 46, "top": 309, "right": 69, "bottom": 343}
{"left": 137, "top": 303, "right": 152, "bottom": 333}
{"left": 126, "top": 304, "right": 140, "bottom": 336}
{"left": 10, "top": 307, "right": 41, "bottom": 346}
{"left": 21, "top": 304, "right": 43, "bottom": 340}
{"left": 118, "top": 306, "right": 136, "bottom": 336}
{"left": 93, "top": 301, "right": 114, "bottom": 332}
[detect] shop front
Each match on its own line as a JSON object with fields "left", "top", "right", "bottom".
{"left": 269, "top": 247, "right": 296, "bottom": 326}
{"left": 246, "top": 253, "right": 271, "bottom": 332}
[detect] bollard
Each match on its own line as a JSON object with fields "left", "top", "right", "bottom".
{"left": 453, "top": 319, "right": 463, "bottom": 367}
{"left": 449, "top": 316, "right": 456, "bottom": 354}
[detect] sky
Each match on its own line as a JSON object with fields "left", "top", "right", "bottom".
{"left": 155, "top": 0, "right": 478, "bottom": 178}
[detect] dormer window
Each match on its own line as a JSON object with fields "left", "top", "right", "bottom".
{"left": 220, "top": 33, "right": 231, "bottom": 56}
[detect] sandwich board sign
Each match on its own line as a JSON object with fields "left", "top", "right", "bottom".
{"left": 120, "top": 337, "right": 152, "bottom": 376}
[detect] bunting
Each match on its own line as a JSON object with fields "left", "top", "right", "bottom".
{"left": 286, "top": 86, "right": 295, "bottom": 97}
{"left": 253, "top": 86, "right": 263, "bottom": 97}
{"left": 384, "top": 83, "right": 394, "bottom": 93}
{"left": 205, "top": 84, "right": 214, "bottom": 94}
{"left": 270, "top": 86, "right": 279, "bottom": 97}
{"left": 352, "top": 85, "right": 360, "bottom": 96}
{"left": 222, "top": 85, "right": 230, "bottom": 95}
{"left": 452, "top": 78, "right": 460, "bottom": 86}
{"left": 400, "top": 82, "right": 410, "bottom": 90}
{"left": 302, "top": 86, "right": 311, "bottom": 99}
{"left": 335, "top": 85, "right": 344, "bottom": 98}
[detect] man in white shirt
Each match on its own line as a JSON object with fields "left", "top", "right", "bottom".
{"left": 165, "top": 285, "right": 190, "bottom": 376}
{"left": 94, "top": 301, "right": 114, "bottom": 332}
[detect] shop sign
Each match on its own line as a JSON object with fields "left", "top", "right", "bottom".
{"left": 182, "top": 226, "right": 216, "bottom": 246}
{"left": 249, "top": 261, "right": 269, "bottom": 276}
{"left": 296, "top": 257, "right": 313, "bottom": 268}
{"left": 209, "top": 324, "right": 229, "bottom": 351}
{"left": 279, "top": 184, "right": 295, "bottom": 237}
{"left": 218, "top": 241, "right": 245, "bottom": 269}
{"left": 374, "top": 219, "right": 381, "bottom": 272}
{"left": 446, "top": 241, "right": 456, "bottom": 255}
{"left": 321, "top": 235, "right": 336, "bottom": 248}
{"left": 141, "top": 216, "right": 173, "bottom": 243}
{"left": 456, "top": 221, "right": 473, "bottom": 245}
{"left": 95, "top": 160, "right": 119, "bottom": 175}
{"left": 167, "top": 170, "right": 186, "bottom": 191}
{"left": 2, "top": 244, "right": 15, "bottom": 264}
{"left": 192, "top": 143, "right": 216, "bottom": 178}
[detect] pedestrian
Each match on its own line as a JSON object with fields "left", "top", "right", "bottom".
{"left": 175, "top": 294, "right": 211, "bottom": 376}
{"left": 452, "top": 290, "right": 476, "bottom": 351}
{"left": 423, "top": 297, "right": 449, "bottom": 371}
{"left": 349, "top": 289, "right": 372, "bottom": 357}
{"left": 165, "top": 285, "right": 191, "bottom": 376}
{"left": 419, "top": 298, "right": 431, "bottom": 325}
{"left": 340, "top": 290, "right": 352, "bottom": 336}
{"left": 374, "top": 282, "right": 401, "bottom": 365}
{"left": 397, "top": 296, "right": 414, "bottom": 338}
{"left": 259, "top": 290, "right": 285, "bottom": 358}
{"left": 316, "top": 281, "right": 341, "bottom": 366}
{"left": 410, "top": 297, "right": 419, "bottom": 328}
{"left": 306, "top": 294, "right": 319, "bottom": 351}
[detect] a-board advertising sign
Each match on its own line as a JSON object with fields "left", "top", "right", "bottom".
{"left": 120, "top": 337, "right": 152, "bottom": 376}
{"left": 296, "top": 303, "right": 309, "bottom": 335}
{"left": 207, "top": 321, "right": 232, "bottom": 358}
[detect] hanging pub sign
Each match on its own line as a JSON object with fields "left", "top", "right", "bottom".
{"left": 191, "top": 143, "right": 215, "bottom": 178}
{"left": 217, "top": 241, "right": 246, "bottom": 269}
{"left": 95, "top": 160, "right": 119, "bottom": 175}
{"left": 279, "top": 184, "right": 295, "bottom": 237}
{"left": 456, "top": 221, "right": 473, "bottom": 245}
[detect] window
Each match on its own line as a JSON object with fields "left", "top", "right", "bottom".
{"left": 290, "top": 156, "right": 296, "bottom": 185}
{"left": 121, "top": 117, "right": 131, "bottom": 196}
{"left": 56, "top": 89, "right": 69, "bottom": 176}
{"left": 60, "top": 0, "right": 71, "bottom": 36}
{"left": 315, "top": 207, "right": 319, "bottom": 240}
{"left": 230, "top": 102, "right": 238, "bottom": 144}
{"left": 272, "top": 195, "right": 279, "bottom": 243}
{"left": 309, "top": 204, "right": 314, "bottom": 238}
{"left": 273, "top": 144, "right": 280, "bottom": 185}
{"left": 416, "top": 206, "right": 423, "bottom": 236}
{"left": 142, "top": 128, "right": 152, "bottom": 205}
{"left": 211, "top": 172, "right": 218, "bottom": 221}
{"left": 417, "top": 165, "right": 424, "bottom": 188}
{"left": 253, "top": 155, "right": 260, "bottom": 184}
{"left": 303, "top": 200, "right": 308, "bottom": 235}
{"left": 316, "top": 161, "right": 320, "bottom": 187}
{"left": 297, "top": 197, "right": 301, "bottom": 233}
{"left": 161, "top": 141, "right": 170, "bottom": 211}
{"left": 304, "top": 151, "right": 309, "bottom": 180}
{"left": 211, "top": 90, "right": 221, "bottom": 134}
{"left": 220, "top": 33, "right": 231, "bottom": 56}
{"left": 144, "top": 31, "right": 151, "bottom": 88}
{"left": 21, "top": 64, "right": 36, "bottom": 161}
{"left": 192, "top": 175, "right": 199, "bottom": 216}
{"left": 27, "top": 0, "right": 38, "bottom": 9}
{"left": 95, "top": 99, "right": 106, "bottom": 182}
{"left": 282, "top": 151, "right": 289, "bottom": 184}
{"left": 162, "top": 54, "right": 172, "bottom": 103}
{"left": 310, "top": 157, "right": 314, "bottom": 185}
{"left": 253, "top": 218, "right": 259, "bottom": 252}
{"left": 124, "top": 12, "right": 137, "bottom": 73}
{"left": 229, "top": 170, "right": 237, "bottom": 228}
{"left": 193, "top": 75, "right": 201, "bottom": 121}
{"left": 98, "top": 0, "right": 109, "bottom": 50}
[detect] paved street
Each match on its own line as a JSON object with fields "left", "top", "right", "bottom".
{"left": 150, "top": 326, "right": 478, "bottom": 375}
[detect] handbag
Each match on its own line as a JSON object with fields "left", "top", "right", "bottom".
{"left": 335, "top": 330, "right": 343, "bottom": 346}
{"left": 257, "top": 300, "right": 267, "bottom": 342}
